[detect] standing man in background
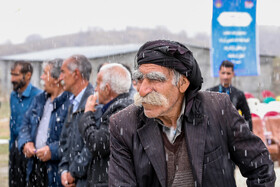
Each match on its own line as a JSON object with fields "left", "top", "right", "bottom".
{"left": 18, "top": 59, "right": 71, "bottom": 187}
{"left": 9, "top": 61, "right": 41, "bottom": 187}
{"left": 58, "top": 54, "right": 94, "bottom": 187}
{"left": 207, "top": 60, "right": 252, "bottom": 130}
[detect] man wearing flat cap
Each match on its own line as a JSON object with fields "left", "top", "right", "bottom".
{"left": 108, "top": 40, "right": 276, "bottom": 187}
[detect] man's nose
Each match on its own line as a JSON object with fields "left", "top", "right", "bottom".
{"left": 138, "top": 79, "right": 153, "bottom": 97}
{"left": 11, "top": 75, "right": 16, "bottom": 82}
{"left": 58, "top": 73, "right": 63, "bottom": 81}
{"left": 224, "top": 75, "right": 229, "bottom": 79}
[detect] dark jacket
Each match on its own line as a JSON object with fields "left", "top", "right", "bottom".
{"left": 18, "top": 91, "right": 71, "bottom": 186}
{"left": 207, "top": 85, "right": 252, "bottom": 130}
{"left": 58, "top": 84, "right": 94, "bottom": 187}
{"left": 108, "top": 91, "right": 275, "bottom": 187}
{"left": 79, "top": 92, "right": 133, "bottom": 187}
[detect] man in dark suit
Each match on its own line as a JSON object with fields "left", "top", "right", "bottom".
{"left": 207, "top": 60, "right": 252, "bottom": 131}
{"left": 58, "top": 54, "right": 94, "bottom": 187}
{"left": 79, "top": 63, "right": 133, "bottom": 186}
{"left": 108, "top": 40, "right": 276, "bottom": 187}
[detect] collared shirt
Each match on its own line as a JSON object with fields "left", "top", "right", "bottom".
{"left": 219, "top": 84, "right": 231, "bottom": 96}
{"left": 158, "top": 98, "right": 186, "bottom": 144}
{"left": 35, "top": 97, "right": 53, "bottom": 149}
{"left": 9, "top": 83, "right": 41, "bottom": 149}
{"left": 70, "top": 87, "right": 87, "bottom": 112}
{"left": 101, "top": 97, "right": 115, "bottom": 114}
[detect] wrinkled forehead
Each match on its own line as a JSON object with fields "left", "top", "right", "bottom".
{"left": 62, "top": 58, "right": 74, "bottom": 70}
{"left": 137, "top": 63, "right": 172, "bottom": 75}
{"left": 43, "top": 64, "right": 52, "bottom": 73}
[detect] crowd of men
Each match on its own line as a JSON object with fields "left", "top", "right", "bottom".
{"left": 8, "top": 40, "right": 276, "bottom": 187}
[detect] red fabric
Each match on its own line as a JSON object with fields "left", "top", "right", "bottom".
{"left": 262, "top": 90, "right": 276, "bottom": 98}
{"left": 251, "top": 113, "right": 260, "bottom": 118}
{"left": 245, "top": 92, "right": 255, "bottom": 99}
{"left": 264, "top": 111, "right": 280, "bottom": 118}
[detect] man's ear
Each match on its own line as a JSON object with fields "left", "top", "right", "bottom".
{"left": 25, "top": 72, "right": 32, "bottom": 81}
{"left": 74, "top": 69, "right": 80, "bottom": 79}
{"left": 105, "top": 83, "right": 111, "bottom": 94}
{"left": 54, "top": 78, "right": 60, "bottom": 86}
{"left": 178, "top": 76, "right": 190, "bottom": 93}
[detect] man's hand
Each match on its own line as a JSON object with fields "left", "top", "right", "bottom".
{"left": 36, "top": 146, "right": 51, "bottom": 162}
{"left": 85, "top": 93, "right": 98, "bottom": 113}
{"left": 67, "top": 173, "right": 75, "bottom": 185}
{"left": 23, "top": 142, "right": 36, "bottom": 158}
{"left": 61, "top": 172, "right": 76, "bottom": 187}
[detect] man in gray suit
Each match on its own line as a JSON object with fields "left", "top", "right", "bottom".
{"left": 58, "top": 54, "right": 94, "bottom": 187}
{"left": 108, "top": 40, "right": 276, "bottom": 187}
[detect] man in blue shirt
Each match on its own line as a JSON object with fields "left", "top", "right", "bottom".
{"left": 9, "top": 61, "right": 41, "bottom": 187}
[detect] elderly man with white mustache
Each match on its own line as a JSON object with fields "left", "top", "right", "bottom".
{"left": 108, "top": 40, "right": 276, "bottom": 187}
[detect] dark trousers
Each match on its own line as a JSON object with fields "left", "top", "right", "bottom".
{"left": 27, "top": 157, "right": 48, "bottom": 187}
{"left": 9, "top": 141, "right": 28, "bottom": 187}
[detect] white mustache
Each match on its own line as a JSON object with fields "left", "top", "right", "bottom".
{"left": 60, "top": 80, "right": 65, "bottom": 86}
{"left": 134, "top": 91, "right": 168, "bottom": 107}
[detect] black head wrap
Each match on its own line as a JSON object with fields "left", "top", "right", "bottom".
{"left": 135, "top": 40, "right": 203, "bottom": 101}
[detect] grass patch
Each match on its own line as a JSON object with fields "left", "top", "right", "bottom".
{"left": 0, "top": 144, "right": 8, "bottom": 155}
{"left": 0, "top": 120, "right": 9, "bottom": 140}
{"left": 0, "top": 99, "right": 10, "bottom": 140}
{"left": 0, "top": 98, "right": 9, "bottom": 187}
{"left": 0, "top": 144, "right": 8, "bottom": 187}
{"left": 0, "top": 100, "right": 10, "bottom": 119}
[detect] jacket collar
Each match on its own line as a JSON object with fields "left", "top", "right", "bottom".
{"left": 184, "top": 111, "right": 207, "bottom": 187}
{"left": 22, "top": 83, "right": 33, "bottom": 97}
{"left": 52, "top": 91, "right": 72, "bottom": 110}
{"left": 137, "top": 92, "right": 207, "bottom": 187}
{"left": 12, "top": 83, "right": 33, "bottom": 98}
{"left": 74, "top": 83, "right": 95, "bottom": 114}
{"left": 137, "top": 114, "right": 167, "bottom": 187}
{"left": 37, "top": 91, "right": 71, "bottom": 112}
{"left": 183, "top": 92, "right": 207, "bottom": 187}
{"left": 102, "top": 92, "right": 130, "bottom": 114}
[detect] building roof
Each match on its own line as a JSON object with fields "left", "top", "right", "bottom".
{"left": 0, "top": 43, "right": 275, "bottom": 62}
{"left": 0, "top": 44, "right": 141, "bottom": 61}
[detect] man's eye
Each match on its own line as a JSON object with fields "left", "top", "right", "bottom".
{"left": 149, "top": 78, "right": 159, "bottom": 82}
{"left": 149, "top": 77, "right": 166, "bottom": 82}
{"left": 134, "top": 75, "right": 143, "bottom": 82}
